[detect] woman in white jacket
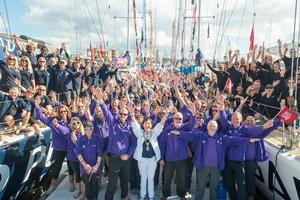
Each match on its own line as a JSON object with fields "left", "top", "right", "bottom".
{"left": 128, "top": 105, "right": 169, "bottom": 200}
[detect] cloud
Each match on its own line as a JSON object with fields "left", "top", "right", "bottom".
{"left": 19, "top": 0, "right": 299, "bottom": 60}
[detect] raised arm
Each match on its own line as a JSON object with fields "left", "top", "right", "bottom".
{"left": 35, "top": 96, "right": 51, "bottom": 126}
{"left": 95, "top": 88, "right": 114, "bottom": 125}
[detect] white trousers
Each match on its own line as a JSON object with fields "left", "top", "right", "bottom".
{"left": 138, "top": 157, "right": 157, "bottom": 198}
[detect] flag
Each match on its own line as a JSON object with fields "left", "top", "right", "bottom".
{"left": 207, "top": 24, "right": 210, "bottom": 38}
{"left": 224, "top": 77, "right": 233, "bottom": 94}
{"left": 249, "top": 25, "right": 254, "bottom": 50}
{"left": 99, "top": 43, "right": 105, "bottom": 59}
{"left": 277, "top": 106, "right": 298, "bottom": 125}
{"left": 90, "top": 41, "right": 95, "bottom": 63}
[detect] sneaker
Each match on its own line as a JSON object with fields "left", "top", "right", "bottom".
{"left": 185, "top": 191, "right": 192, "bottom": 198}
{"left": 69, "top": 183, "right": 76, "bottom": 192}
{"left": 73, "top": 190, "right": 81, "bottom": 199}
{"left": 45, "top": 186, "right": 55, "bottom": 196}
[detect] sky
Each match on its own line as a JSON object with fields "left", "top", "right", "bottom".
{"left": 0, "top": 0, "right": 299, "bottom": 60}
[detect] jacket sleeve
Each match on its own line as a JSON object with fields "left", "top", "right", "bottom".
{"left": 259, "top": 119, "right": 282, "bottom": 138}
{"left": 223, "top": 135, "right": 250, "bottom": 146}
{"left": 220, "top": 110, "right": 230, "bottom": 131}
{"left": 182, "top": 116, "right": 196, "bottom": 131}
{"left": 75, "top": 137, "right": 83, "bottom": 156}
{"left": 97, "top": 135, "right": 104, "bottom": 157}
{"left": 159, "top": 130, "right": 167, "bottom": 160}
{"left": 132, "top": 121, "right": 143, "bottom": 138}
{"left": 178, "top": 131, "right": 200, "bottom": 142}
{"left": 152, "top": 123, "right": 164, "bottom": 137}
{"left": 127, "top": 132, "right": 137, "bottom": 157}
{"left": 35, "top": 107, "right": 51, "bottom": 126}
{"left": 100, "top": 102, "right": 114, "bottom": 125}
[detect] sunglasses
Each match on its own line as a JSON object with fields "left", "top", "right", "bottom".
{"left": 174, "top": 117, "right": 183, "bottom": 121}
{"left": 84, "top": 127, "right": 93, "bottom": 131}
{"left": 21, "top": 59, "right": 28, "bottom": 62}
{"left": 212, "top": 110, "right": 219, "bottom": 112}
{"left": 77, "top": 106, "right": 84, "bottom": 108}
{"left": 8, "top": 58, "right": 15, "bottom": 61}
{"left": 119, "top": 113, "right": 128, "bottom": 116}
{"left": 72, "top": 121, "right": 81, "bottom": 126}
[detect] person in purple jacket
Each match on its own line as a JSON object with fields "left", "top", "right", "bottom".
{"left": 34, "top": 96, "right": 72, "bottom": 195}
{"left": 170, "top": 120, "right": 261, "bottom": 200}
{"left": 94, "top": 88, "right": 137, "bottom": 200}
{"left": 244, "top": 116, "right": 281, "bottom": 200}
{"left": 68, "top": 117, "right": 85, "bottom": 199}
{"left": 76, "top": 121, "right": 103, "bottom": 200}
{"left": 217, "top": 94, "right": 279, "bottom": 200}
{"left": 159, "top": 106, "right": 196, "bottom": 200}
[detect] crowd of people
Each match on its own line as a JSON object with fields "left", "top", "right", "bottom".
{"left": 0, "top": 37, "right": 299, "bottom": 200}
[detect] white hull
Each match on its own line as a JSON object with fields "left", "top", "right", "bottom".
{"left": 257, "top": 142, "right": 300, "bottom": 200}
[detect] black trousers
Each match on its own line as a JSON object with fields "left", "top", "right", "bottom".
{"left": 83, "top": 173, "right": 99, "bottom": 200}
{"left": 69, "top": 160, "right": 81, "bottom": 183}
{"left": 104, "top": 155, "right": 131, "bottom": 200}
{"left": 185, "top": 158, "right": 193, "bottom": 191}
{"left": 162, "top": 159, "right": 187, "bottom": 198}
{"left": 224, "top": 160, "right": 247, "bottom": 200}
{"left": 52, "top": 150, "right": 67, "bottom": 179}
{"left": 130, "top": 158, "right": 141, "bottom": 190}
{"left": 245, "top": 160, "right": 258, "bottom": 197}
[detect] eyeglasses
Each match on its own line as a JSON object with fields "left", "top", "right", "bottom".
{"left": 174, "top": 117, "right": 183, "bottom": 121}
{"left": 84, "top": 127, "right": 93, "bottom": 131}
{"left": 72, "top": 121, "right": 81, "bottom": 126}
{"left": 119, "top": 113, "right": 128, "bottom": 116}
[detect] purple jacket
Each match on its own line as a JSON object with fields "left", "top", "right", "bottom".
{"left": 180, "top": 131, "right": 252, "bottom": 171}
{"left": 159, "top": 117, "right": 196, "bottom": 162}
{"left": 66, "top": 131, "right": 82, "bottom": 162}
{"left": 245, "top": 119, "right": 282, "bottom": 162}
{"left": 220, "top": 110, "right": 266, "bottom": 161}
{"left": 75, "top": 133, "right": 104, "bottom": 174}
{"left": 93, "top": 115, "right": 110, "bottom": 150}
{"left": 100, "top": 103, "right": 137, "bottom": 157}
{"left": 35, "top": 108, "right": 68, "bottom": 151}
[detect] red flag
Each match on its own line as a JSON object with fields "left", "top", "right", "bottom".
{"left": 99, "top": 43, "right": 105, "bottom": 59}
{"left": 224, "top": 77, "right": 233, "bottom": 94}
{"left": 277, "top": 106, "right": 298, "bottom": 125}
{"left": 249, "top": 25, "right": 254, "bottom": 50}
{"left": 90, "top": 41, "right": 95, "bottom": 63}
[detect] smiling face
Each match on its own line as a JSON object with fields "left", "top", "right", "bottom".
{"left": 173, "top": 112, "right": 183, "bottom": 129}
{"left": 118, "top": 108, "right": 129, "bottom": 123}
{"left": 231, "top": 112, "right": 243, "bottom": 128}
{"left": 207, "top": 120, "right": 218, "bottom": 136}
{"left": 143, "top": 119, "right": 153, "bottom": 133}
{"left": 9, "top": 88, "right": 19, "bottom": 100}
{"left": 245, "top": 116, "right": 256, "bottom": 127}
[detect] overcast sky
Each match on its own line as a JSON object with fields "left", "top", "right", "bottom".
{"left": 0, "top": 0, "right": 299, "bottom": 59}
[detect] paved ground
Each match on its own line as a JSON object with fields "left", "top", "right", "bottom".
{"left": 46, "top": 164, "right": 220, "bottom": 200}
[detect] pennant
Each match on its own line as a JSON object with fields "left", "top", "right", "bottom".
{"left": 249, "top": 25, "right": 254, "bottom": 50}
{"left": 277, "top": 106, "right": 298, "bottom": 125}
{"left": 207, "top": 23, "right": 210, "bottom": 38}
{"left": 224, "top": 77, "right": 233, "bottom": 94}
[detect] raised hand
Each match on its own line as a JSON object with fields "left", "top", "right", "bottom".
{"left": 52, "top": 118, "right": 59, "bottom": 127}
{"left": 34, "top": 95, "right": 42, "bottom": 108}
{"left": 263, "top": 119, "right": 274, "bottom": 129}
